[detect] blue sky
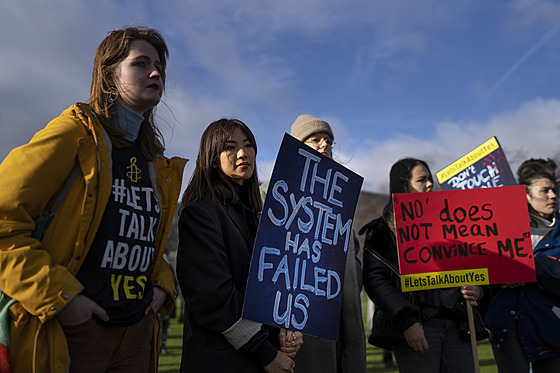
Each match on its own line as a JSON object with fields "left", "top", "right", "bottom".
{"left": 2, "top": 0, "right": 560, "bottom": 194}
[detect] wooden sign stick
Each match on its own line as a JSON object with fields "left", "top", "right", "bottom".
{"left": 467, "top": 302, "right": 481, "bottom": 373}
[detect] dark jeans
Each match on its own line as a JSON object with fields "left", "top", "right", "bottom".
{"left": 62, "top": 312, "right": 154, "bottom": 373}
{"left": 393, "top": 318, "right": 474, "bottom": 373}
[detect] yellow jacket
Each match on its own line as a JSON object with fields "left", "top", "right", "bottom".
{"left": 0, "top": 103, "right": 187, "bottom": 372}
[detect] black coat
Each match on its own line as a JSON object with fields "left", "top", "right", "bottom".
{"left": 361, "top": 217, "right": 420, "bottom": 349}
{"left": 177, "top": 198, "right": 278, "bottom": 373}
{"left": 360, "top": 217, "right": 486, "bottom": 349}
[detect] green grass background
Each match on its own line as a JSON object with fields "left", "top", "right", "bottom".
{"left": 158, "top": 297, "right": 498, "bottom": 372}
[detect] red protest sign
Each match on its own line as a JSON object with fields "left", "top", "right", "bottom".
{"left": 392, "top": 185, "right": 535, "bottom": 291}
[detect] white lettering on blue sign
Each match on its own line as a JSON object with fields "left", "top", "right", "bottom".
{"left": 267, "top": 182, "right": 351, "bottom": 249}
{"left": 447, "top": 163, "right": 503, "bottom": 190}
{"left": 272, "top": 291, "right": 310, "bottom": 329}
{"left": 298, "top": 149, "right": 346, "bottom": 207}
{"left": 254, "top": 142, "right": 358, "bottom": 334}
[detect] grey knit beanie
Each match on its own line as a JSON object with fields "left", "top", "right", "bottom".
{"left": 290, "top": 114, "right": 334, "bottom": 142}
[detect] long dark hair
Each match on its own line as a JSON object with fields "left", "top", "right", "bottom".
{"left": 181, "top": 118, "right": 262, "bottom": 212}
{"left": 90, "top": 26, "right": 169, "bottom": 160}
{"left": 383, "top": 157, "right": 432, "bottom": 224}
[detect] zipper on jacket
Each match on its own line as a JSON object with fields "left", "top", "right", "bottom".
{"left": 73, "top": 107, "right": 105, "bottom": 267}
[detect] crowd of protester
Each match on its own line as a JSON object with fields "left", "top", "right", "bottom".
{"left": 1, "top": 24, "right": 559, "bottom": 373}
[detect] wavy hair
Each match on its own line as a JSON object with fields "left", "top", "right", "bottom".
{"left": 89, "top": 25, "right": 168, "bottom": 160}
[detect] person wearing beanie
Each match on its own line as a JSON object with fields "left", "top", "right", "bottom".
{"left": 290, "top": 114, "right": 335, "bottom": 159}
{"left": 260, "top": 114, "right": 367, "bottom": 373}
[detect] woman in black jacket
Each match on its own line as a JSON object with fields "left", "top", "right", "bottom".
{"left": 361, "top": 157, "right": 484, "bottom": 373}
{"left": 176, "top": 119, "right": 301, "bottom": 373}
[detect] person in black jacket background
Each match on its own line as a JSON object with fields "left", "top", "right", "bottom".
{"left": 176, "top": 118, "right": 302, "bottom": 373}
{"left": 360, "top": 157, "right": 484, "bottom": 373}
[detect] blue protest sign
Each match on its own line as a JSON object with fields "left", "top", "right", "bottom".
{"left": 436, "top": 136, "right": 516, "bottom": 191}
{"left": 242, "top": 133, "right": 363, "bottom": 340}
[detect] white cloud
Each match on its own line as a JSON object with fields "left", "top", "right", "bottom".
{"left": 1, "top": 0, "right": 559, "bottom": 203}
{"left": 157, "top": 85, "right": 253, "bottom": 193}
{"left": 505, "top": 0, "right": 560, "bottom": 35}
{"left": 345, "top": 98, "right": 560, "bottom": 193}
{"left": 0, "top": 0, "right": 128, "bottom": 160}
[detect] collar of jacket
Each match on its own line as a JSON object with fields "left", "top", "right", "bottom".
{"left": 71, "top": 102, "right": 99, "bottom": 132}
{"left": 534, "top": 213, "right": 560, "bottom": 252}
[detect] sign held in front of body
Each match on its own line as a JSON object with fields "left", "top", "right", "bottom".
{"left": 393, "top": 185, "right": 535, "bottom": 292}
{"left": 243, "top": 134, "right": 363, "bottom": 340}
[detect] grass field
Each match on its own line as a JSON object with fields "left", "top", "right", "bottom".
{"left": 159, "top": 298, "right": 499, "bottom": 372}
